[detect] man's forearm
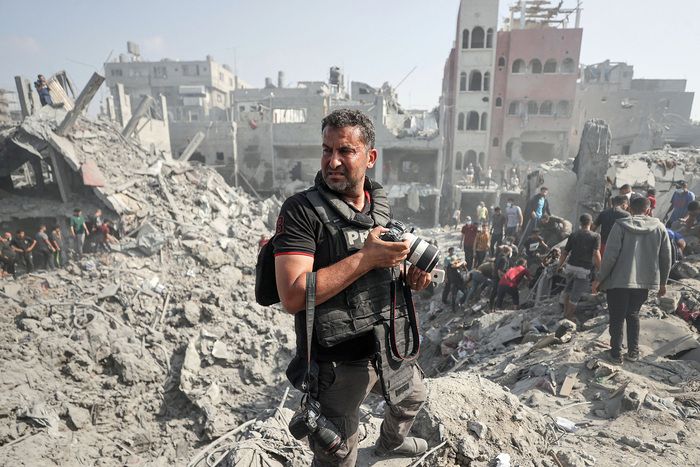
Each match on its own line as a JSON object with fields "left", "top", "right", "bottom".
{"left": 284, "top": 252, "right": 373, "bottom": 313}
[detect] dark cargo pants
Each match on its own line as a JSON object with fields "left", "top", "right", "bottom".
{"left": 311, "top": 359, "right": 426, "bottom": 467}
{"left": 606, "top": 288, "right": 649, "bottom": 357}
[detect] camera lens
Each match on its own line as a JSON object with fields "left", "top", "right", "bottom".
{"left": 404, "top": 234, "right": 440, "bottom": 273}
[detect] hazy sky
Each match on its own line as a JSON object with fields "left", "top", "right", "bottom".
{"left": 1, "top": 0, "right": 698, "bottom": 118}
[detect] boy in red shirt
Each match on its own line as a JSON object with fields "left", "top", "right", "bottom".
{"left": 495, "top": 258, "right": 531, "bottom": 309}
{"left": 646, "top": 188, "right": 657, "bottom": 216}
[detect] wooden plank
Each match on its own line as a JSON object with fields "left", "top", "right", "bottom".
{"left": 559, "top": 369, "right": 579, "bottom": 397}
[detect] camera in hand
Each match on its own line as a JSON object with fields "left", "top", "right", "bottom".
{"left": 380, "top": 220, "right": 444, "bottom": 282}
{"left": 289, "top": 397, "right": 347, "bottom": 457}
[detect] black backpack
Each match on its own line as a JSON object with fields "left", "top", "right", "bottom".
{"left": 255, "top": 238, "right": 280, "bottom": 306}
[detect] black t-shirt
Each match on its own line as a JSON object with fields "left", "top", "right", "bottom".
{"left": 494, "top": 254, "right": 509, "bottom": 278}
{"left": 492, "top": 213, "right": 506, "bottom": 235}
{"left": 272, "top": 190, "right": 377, "bottom": 362}
{"left": 564, "top": 229, "right": 601, "bottom": 269}
{"left": 594, "top": 207, "right": 630, "bottom": 243}
{"left": 11, "top": 237, "right": 32, "bottom": 251}
{"left": 1, "top": 244, "right": 16, "bottom": 260}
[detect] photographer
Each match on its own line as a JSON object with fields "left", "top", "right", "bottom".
{"left": 273, "top": 109, "right": 430, "bottom": 466}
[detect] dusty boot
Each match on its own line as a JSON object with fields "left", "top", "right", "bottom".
{"left": 374, "top": 437, "right": 428, "bottom": 457}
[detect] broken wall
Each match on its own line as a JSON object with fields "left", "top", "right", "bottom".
{"left": 573, "top": 119, "right": 611, "bottom": 218}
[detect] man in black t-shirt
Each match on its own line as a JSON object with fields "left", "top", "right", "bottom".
{"left": 273, "top": 109, "right": 430, "bottom": 465}
{"left": 11, "top": 230, "right": 36, "bottom": 273}
{"left": 558, "top": 214, "right": 601, "bottom": 321}
{"left": 593, "top": 195, "right": 630, "bottom": 256}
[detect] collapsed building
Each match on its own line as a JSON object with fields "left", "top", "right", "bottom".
{"left": 2, "top": 68, "right": 700, "bottom": 467}
{"left": 232, "top": 68, "right": 442, "bottom": 225}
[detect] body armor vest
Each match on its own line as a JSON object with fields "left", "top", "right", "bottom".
{"left": 304, "top": 177, "right": 408, "bottom": 348}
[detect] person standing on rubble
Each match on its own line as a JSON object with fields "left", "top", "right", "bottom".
{"left": 490, "top": 206, "right": 506, "bottom": 255}
{"left": 461, "top": 216, "right": 479, "bottom": 270}
{"left": 70, "top": 208, "right": 88, "bottom": 258}
{"left": 665, "top": 181, "right": 696, "bottom": 227}
{"left": 0, "top": 234, "right": 17, "bottom": 277}
{"left": 593, "top": 195, "right": 630, "bottom": 257}
{"left": 504, "top": 198, "right": 523, "bottom": 239}
{"left": 34, "top": 74, "right": 53, "bottom": 106}
{"left": 50, "top": 227, "right": 64, "bottom": 267}
{"left": 272, "top": 109, "right": 429, "bottom": 466}
{"left": 11, "top": 229, "right": 36, "bottom": 273}
{"left": 476, "top": 202, "right": 488, "bottom": 224}
{"left": 34, "top": 225, "right": 56, "bottom": 270}
{"left": 473, "top": 221, "right": 490, "bottom": 268}
{"left": 592, "top": 196, "right": 671, "bottom": 364}
{"left": 558, "top": 214, "right": 601, "bottom": 322}
{"left": 522, "top": 187, "right": 550, "bottom": 240}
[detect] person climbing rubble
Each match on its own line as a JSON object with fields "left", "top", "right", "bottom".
{"left": 442, "top": 247, "right": 468, "bottom": 310}
{"left": 557, "top": 214, "right": 601, "bottom": 322}
{"left": 271, "top": 109, "right": 429, "bottom": 466}
{"left": 523, "top": 187, "right": 550, "bottom": 237}
{"left": 538, "top": 213, "right": 572, "bottom": 246}
{"left": 523, "top": 229, "right": 548, "bottom": 271}
{"left": 495, "top": 258, "right": 531, "bottom": 310}
{"left": 592, "top": 196, "right": 672, "bottom": 364}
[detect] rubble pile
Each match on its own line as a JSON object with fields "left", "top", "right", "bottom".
{"left": 0, "top": 111, "right": 294, "bottom": 466}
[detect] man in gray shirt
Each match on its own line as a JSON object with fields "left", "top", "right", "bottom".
{"left": 593, "top": 196, "right": 671, "bottom": 364}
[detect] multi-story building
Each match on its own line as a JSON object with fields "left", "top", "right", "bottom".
{"left": 0, "top": 89, "right": 12, "bottom": 123}
{"left": 439, "top": 0, "right": 499, "bottom": 214}
{"left": 104, "top": 43, "right": 246, "bottom": 166}
{"left": 233, "top": 68, "right": 442, "bottom": 224}
{"left": 575, "top": 60, "right": 695, "bottom": 154}
{"left": 490, "top": 1, "right": 582, "bottom": 166}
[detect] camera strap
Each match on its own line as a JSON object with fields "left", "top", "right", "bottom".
{"left": 388, "top": 267, "right": 420, "bottom": 361}
{"left": 302, "top": 271, "right": 316, "bottom": 394}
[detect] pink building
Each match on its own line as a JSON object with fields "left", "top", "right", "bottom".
{"left": 490, "top": 22, "right": 582, "bottom": 166}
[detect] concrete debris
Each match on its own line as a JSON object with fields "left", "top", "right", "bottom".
{"left": 0, "top": 109, "right": 296, "bottom": 465}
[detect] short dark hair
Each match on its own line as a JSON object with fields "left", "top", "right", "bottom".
{"left": 540, "top": 187, "right": 548, "bottom": 192}
{"left": 612, "top": 195, "right": 627, "bottom": 207}
{"left": 494, "top": 207, "right": 501, "bottom": 211}
{"left": 620, "top": 184, "right": 631, "bottom": 191}
{"left": 74, "top": 208, "right": 81, "bottom": 214}
{"left": 321, "top": 109, "right": 375, "bottom": 149}
{"left": 448, "top": 246, "right": 455, "bottom": 253}
{"left": 647, "top": 188, "right": 656, "bottom": 196}
{"left": 580, "top": 214, "right": 592, "bottom": 226}
{"left": 688, "top": 200, "right": 700, "bottom": 212}
{"left": 630, "top": 196, "right": 650, "bottom": 214}
{"left": 516, "top": 258, "right": 526, "bottom": 266}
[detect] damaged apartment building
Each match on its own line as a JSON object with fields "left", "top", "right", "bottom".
{"left": 575, "top": 60, "right": 696, "bottom": 154}
{"left": 103, "top": 42, "right": 243, "bottom": 166}
{"left": 439, "top": 0, "right": 696, "bottom": 218}
{"left": 233, "top": 67, "right": 442, "bottom": 224}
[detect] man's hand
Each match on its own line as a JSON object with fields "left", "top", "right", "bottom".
{"left": 358, "top": 226, "right": 410, "bottom": 270}
{"left": 404, "top": 264, "right": 432, "bottom": 291}
{"left": 591, "top": 280, "right": 600, "bottom": 294}
{"left": 658, "top": 285, "right": 666, "bottom": 297}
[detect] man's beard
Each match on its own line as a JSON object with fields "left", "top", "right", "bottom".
{"left": 323, "top": 170, "right": 361, "bottom": 194}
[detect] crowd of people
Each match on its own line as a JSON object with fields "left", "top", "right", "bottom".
{"left": 0, "top": 208, "right": 117, "bottom": 278}
{"left": 440, "top": 180, "right": 696, "bottom": 365}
